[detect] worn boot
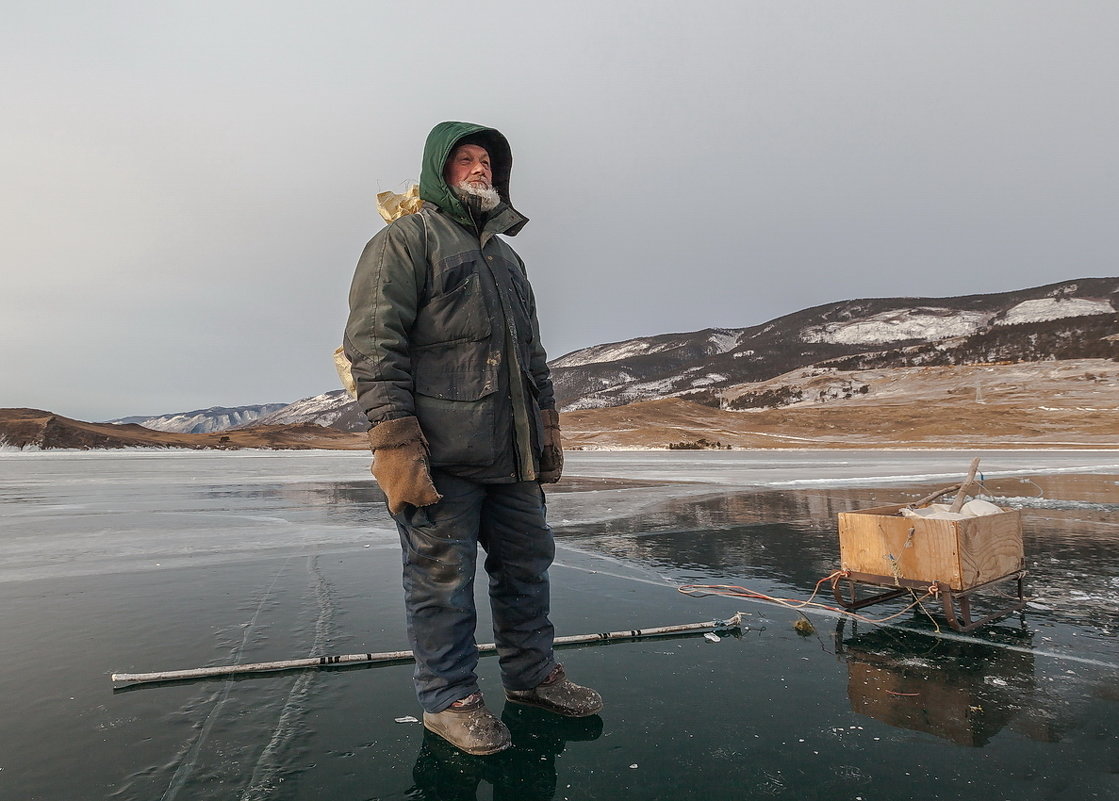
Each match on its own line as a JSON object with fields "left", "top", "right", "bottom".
{"left": 505, "top": 665, "right": 603, "bottom": 717}
{"left": 422, "top": 692, "right": 512, "bottom": 756}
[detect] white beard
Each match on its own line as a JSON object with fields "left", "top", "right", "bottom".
{"left": 452, "top": 181, "right": 502, "bottom": 213}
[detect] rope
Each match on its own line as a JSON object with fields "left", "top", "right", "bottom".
{"left": 678, "top": 570, "right": 939, "bottom": 627}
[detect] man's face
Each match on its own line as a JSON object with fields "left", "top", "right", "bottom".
{"left": 444, "top": 144, "right": 493, "bottom": 189}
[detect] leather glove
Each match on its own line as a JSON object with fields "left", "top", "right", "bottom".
{"left": 538, "top": 409, "right": 563, "bottom": 484}
{"left": 367, "top": 416, "right": 442, "bottom": 515}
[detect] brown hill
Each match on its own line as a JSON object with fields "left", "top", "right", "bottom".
{"left": 0, "top": 409, "right": 365, "bottom": 451}
{"left": 561, "top": 396, "right": 1118, "bottom": 450}
{"left": 561, "top": 359, "right": 1119, "bottom": 450}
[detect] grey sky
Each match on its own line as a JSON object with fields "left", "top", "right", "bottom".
{"left": 3, "top": 2, "right": 1117, "bottom": 421}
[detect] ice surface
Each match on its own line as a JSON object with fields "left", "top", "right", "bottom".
{"left": 561, "top": 449, "right": 1119, "bottom": 488}
{"left": 2, "top": 449, "right": 1118, "bottom": 800}
{"left": 4, "top": 448, "right": 1116, "bottom": 584}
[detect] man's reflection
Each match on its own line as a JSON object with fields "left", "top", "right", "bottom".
{"left": 410, "top": 703, "right": 603, "bottom": 801}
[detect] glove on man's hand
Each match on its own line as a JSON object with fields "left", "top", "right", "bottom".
{"left": 367, "top": 416, "right": 442, "bottom": 515}
{"left": 538, "top": 408, "right": 563, "bottom": 484}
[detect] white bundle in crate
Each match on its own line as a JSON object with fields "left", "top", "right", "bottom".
{"left": 901, "top": 498, "right": 1004, "bottom": 521}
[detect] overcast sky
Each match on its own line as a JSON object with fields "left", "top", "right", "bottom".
{"left": 3, "top": 2, "right": 1117, "bottom": 421}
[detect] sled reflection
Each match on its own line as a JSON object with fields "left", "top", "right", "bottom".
{"left": 835, "top": 621, "right": 1035, "bottom": 747}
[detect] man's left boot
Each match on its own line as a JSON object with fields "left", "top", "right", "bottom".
{"left": 505, "top": 665, "right": 603, "bottom": 717}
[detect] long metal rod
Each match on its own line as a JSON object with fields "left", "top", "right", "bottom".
{"left": 111, "top": 613, "right": 745, "bottom": 688}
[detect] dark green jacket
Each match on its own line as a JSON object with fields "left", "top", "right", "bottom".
{"left": 344, "top": 122, "right": 554, "bottom": 481}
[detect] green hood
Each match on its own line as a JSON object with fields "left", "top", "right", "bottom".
{"left": 418, "top": 121, "right": 519, "bottom": 230}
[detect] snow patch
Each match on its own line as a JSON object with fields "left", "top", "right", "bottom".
{"left": 707, "top": 330, "right": 740, "bottom": 354}
{"left": 551, "top": 339, "right": 678, "bottom": 368}
{"left": 996, "top": 298, "right": 1114, "bottom": 326}
{"left": 560, "top": 376, "right": 680, "bottom": 411}
{"left": 801, "top": 308, "right": 991, "bottom": 345}
{"left": 691, "top": 373, "right": 729, "bottom": 387}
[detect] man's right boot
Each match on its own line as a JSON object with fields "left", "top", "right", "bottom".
{"left": 422, "top": 692, "right": 512, "bottom": 756}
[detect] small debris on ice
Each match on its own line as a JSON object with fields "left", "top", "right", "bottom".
{"left": 704, "top": 632, "right": 721, "bottom": 643}
{"left": 394, "top": 716, "right": 419, "bottom": 724}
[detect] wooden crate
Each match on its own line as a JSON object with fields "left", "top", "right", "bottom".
{"left": 837, "top": 504, "right": 1024, "bottom": 591}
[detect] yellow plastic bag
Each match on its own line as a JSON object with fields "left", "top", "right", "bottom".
{"left": 333, "top": 346, "right": 357, "bottom": 398}
{"left": 376, "top": 184, "right": 423, "bottom": 223}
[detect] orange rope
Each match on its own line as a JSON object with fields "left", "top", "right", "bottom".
{"left": 678, "top": 570, "right": 936, "bottom": 626}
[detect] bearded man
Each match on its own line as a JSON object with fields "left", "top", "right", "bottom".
{"left": 344, "top": 121, "right": 602, "bottom": 755}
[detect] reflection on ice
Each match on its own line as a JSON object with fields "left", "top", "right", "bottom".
{"left": 836, "top": 623, "right": 1035, "bottom": 747}
{"left": 410, "top": 707, "right": 603, "bottom": 801}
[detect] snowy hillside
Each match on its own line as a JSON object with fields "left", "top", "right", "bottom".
{"left": 108, "top": 404, "right": 289, "bottom": 433}
{"left": 550, "top": 277, "right": 1118, "bottom": 411}
{"left": 246, "top": 390, "right": 367, "bottom": 432}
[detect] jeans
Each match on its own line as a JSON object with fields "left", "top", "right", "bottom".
{"left": 392, "top": 471, "right": 558, "bottom": 713}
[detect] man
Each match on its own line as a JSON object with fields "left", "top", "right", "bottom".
{"left": 344, "top": 121, "right": 602, "bottom": 755}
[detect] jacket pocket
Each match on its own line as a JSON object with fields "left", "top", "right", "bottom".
{"left": 412, "top": 346, "right": 499, "bottom": 468}
{"left": 412, "top": 270, "right": 491, "bottom": 347}
{"left": 415, "top": 393, "right": 497, "bottom": 468}
{"left": 413, "top": 346, "right": 497, "bottom": 401}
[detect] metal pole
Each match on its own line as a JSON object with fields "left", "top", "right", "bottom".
{"left": 111, "top": 613, "right": 745, "bottom": 688}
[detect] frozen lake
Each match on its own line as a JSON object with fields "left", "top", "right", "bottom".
{"left": 1, "top": 449, "right": 1117, "bottom": 799}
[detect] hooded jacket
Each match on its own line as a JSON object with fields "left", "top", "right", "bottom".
{"left": 344, "top": 122, "right": 554, "bottom": 482}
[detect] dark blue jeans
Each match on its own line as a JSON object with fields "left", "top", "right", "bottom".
{"left": 392, "top": 471, "right": 558, "bottom": 713}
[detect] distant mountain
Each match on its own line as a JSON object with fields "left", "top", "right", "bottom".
{"left": 242, "top": 390, "right": 368, "bottom": 432}
{"left": 0, "top": 408, "right": 362, "bottom": 451}
{"left": 550, "top": 277, "right": 1118, "bottom": 410}
{"left": 108, "top": 403, "right": 289, "bottom": 433}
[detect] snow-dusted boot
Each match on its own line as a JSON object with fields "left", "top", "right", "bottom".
{"left": 422, "top": 692, "right": 511, "bottom": 756}
{"left": 505, "top": 665, "right": 604, "bottom": 717}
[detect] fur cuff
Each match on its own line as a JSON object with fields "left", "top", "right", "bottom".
{"left": 368, "top": 416, "right": 427, "bottom": 451}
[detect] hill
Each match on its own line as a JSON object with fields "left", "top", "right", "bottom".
{"left": 0, "top": 409, "right": 363, "bottom": 451}
{"left": 558, "top": 359, "right": 1119, "bottom": 450}
{"left": 550, "top": 277, "right": 1118, "bottom": 410}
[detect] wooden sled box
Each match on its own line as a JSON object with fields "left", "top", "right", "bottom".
{"left": 837, "top": 504, "right": 1024, "bottom": 592}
